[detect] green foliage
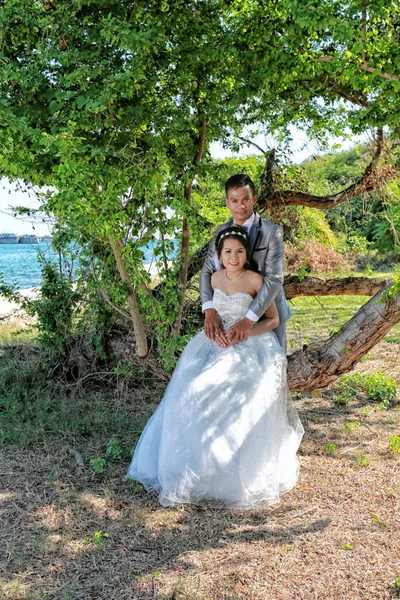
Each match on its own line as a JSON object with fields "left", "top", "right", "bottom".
{"left": 324, "top": 443, "right": 337, "bottom": 455}
{"left": 105, "top": 437, "right": 132, "bottom": 460}
{"left": 83, "top": 530, "right": 109, "bottom": 550}
{"left": 340, "top": 543, "right": 352, "bottom": 551}
{"left": 1, "top": 0, "right": 400, "bottom": 361}
{"left": 328, "top": 325, "right": 343, "bottom": 337}
{"left": 344, "top": 421, "right": 360, "bottom": 433}
{"left": 363, "top": 263, "right": 373, "bottom": 277}
{"left": 0, "top": 259, "right": 82, "bottom": 356}
{"left": 388, "top": 434, "right": 400, "bottom": 455}
{"left": 89, "top": 458, "right": 107, "bottom": 474}
{"left": 291, "top": 207, "right": 340, "bottom": 248}
{"left": 335, "top": 372, "right": 397, "bottom": 406}
{"left": 304, "top": 146, "right": 400, "bottom": 256}
{"left": 370, "top": 513, "right": 385, "bottom": 528}
{"left": 385, "top": 266, "right": 400, "bottom": 301}
{"left": 302, "top": 147, "right": 372, "bottom": 197}
{"left": 346, "top": 235, "right": 371, "bottom": 254}
{"left": 355, "top": 453, "right": 370, "bottom": 468}
{"left": 395, "top": 573, "right": 400, "bottom": 591}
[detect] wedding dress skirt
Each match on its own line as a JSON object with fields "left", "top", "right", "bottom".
{"left": 125, "top": 289, "right": 304, "bottom": 509}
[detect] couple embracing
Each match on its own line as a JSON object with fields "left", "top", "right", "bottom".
{"left": 126, "top": 174, "right": 304, "bottom": 509}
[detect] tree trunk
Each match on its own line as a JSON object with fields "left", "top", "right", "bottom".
{"left": 108, "top": 237, "right": 148, "bottom": 358}
{"left": 170, "top": 215, "right": 190, "bottom": 337}
{"left": 170, "top": 114, "right": 207, "bottom": 337}
{"left": 287, "top": 281, "right": 400, "bottom": 391}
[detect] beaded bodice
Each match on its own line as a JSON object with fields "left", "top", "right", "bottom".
{"left": 213, "top": 288, "right": 253, "bottom": 329}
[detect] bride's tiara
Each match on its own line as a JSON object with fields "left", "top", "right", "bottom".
{"left": 219, "top": 229, "right": 248, "bottom": 240}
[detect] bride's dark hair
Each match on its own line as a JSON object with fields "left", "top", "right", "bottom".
{"left": 215, "top": 225, "right": 251, "bottom": 262}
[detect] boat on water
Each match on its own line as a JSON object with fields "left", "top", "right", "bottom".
{"left": 0, "top": 233, "right": 18, "bottom": 244}
{"left": 0, "top": 233, "right": 19, "bottom": 244}
{"left": 0, "top": 233, "right": 52, "bottom": 244}
{"left": 18, "top": 235, "right": 40, "bottom": 244}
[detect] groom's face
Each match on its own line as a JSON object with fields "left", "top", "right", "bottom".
{"left": 225, "top": 185, "right": 256, "bottom": 225}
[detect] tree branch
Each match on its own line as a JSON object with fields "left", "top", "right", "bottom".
{"left": 284, "top": 275, "right": 390, "bottom": 299}
{"left": 258, "top": 129, "right": 396, "bottom": 211}
{"left": 237, "top": 136, "right": 268, "bottom": 156}
{"left": 312, "top": 55, "right": 400, "bottom": 83}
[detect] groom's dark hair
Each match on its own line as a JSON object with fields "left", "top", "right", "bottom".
{"left": 225, "top": 174, "right": 256, "bottom": 196}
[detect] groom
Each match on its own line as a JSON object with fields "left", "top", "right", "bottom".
{"left": 200, "top": 173, "right": 290, "bottom": 350}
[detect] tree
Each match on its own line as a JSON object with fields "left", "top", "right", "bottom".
{"left": 0, "top": 0, "right": 399, "bottom": 385}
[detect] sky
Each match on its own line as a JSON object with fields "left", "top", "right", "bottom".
{"left": 0, "top": 127, "right": 363, "bottom": 235}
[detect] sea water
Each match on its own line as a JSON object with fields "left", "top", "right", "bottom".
{"left": 0, "top": 241, "right": 175, "bottom": 290}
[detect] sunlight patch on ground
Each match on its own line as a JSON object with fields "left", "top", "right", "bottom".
{"left": 0, "top": 574, "right": 31, "bottom": 600}
{"left": 0, "top": 491, "right": 17, "bottom": 503}
{"left": 79, "top": 491, "right": 108, "bottom": 516}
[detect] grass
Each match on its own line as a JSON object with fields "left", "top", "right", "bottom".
{"left": 0, "top": 318, "right": 36, "bottom": 346}
{"left": 286, "top": 294, "right": 400, "bottom": 348}
{"left": 0, "top": 283, "right": 399, "bottom": 599}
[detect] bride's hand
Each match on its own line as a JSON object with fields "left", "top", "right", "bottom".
{"left": 214, "top": 331, "right": 229, "bottom": 348}
{"left": 225, "top": 317, "right": 253, "bottom": 345}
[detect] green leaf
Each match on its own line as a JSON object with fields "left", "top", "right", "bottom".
{"left": 49, "top": 100, "right": 63, "bottom": 114}
{"left": 77, "top": 96, "right": 88, "bottom": 109}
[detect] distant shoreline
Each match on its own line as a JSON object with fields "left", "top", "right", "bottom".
{"left": 0, "top": 287, "right": 40, "bottom": 321}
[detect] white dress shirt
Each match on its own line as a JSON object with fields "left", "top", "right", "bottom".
{"left": 202, "top": 212, "right": 259, "bottom": 322}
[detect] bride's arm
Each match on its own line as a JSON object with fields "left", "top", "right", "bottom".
{"left": 248, "top": 302, "right": 280, "bottom": 337}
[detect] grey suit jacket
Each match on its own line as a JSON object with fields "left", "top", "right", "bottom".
{"left": 200, "top": 212, "right": 291, "bottom": 349}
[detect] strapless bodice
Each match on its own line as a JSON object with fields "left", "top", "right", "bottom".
{"left": 213, "top": 288, "right": 253, "bottom": 329}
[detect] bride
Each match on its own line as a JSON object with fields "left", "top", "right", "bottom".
{"left": 125, "top": 226, "right": 304, "bottom": 509}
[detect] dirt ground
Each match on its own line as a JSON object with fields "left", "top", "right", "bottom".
{"left": 1, "top": 340, "right": 399, "bottom": 600}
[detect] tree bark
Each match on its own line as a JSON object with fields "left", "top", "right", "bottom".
{"left": 287, "top": 281, "right": 400, "bottom": 391}
{"left": 284, "top": 275, "right": 390, "bottom": 299}
{"left": 108, "top": 237, "right": 148, "bottom": 358}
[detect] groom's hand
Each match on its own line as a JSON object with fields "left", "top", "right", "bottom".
{"left": 204, "top": 309, "right": 228, "bottom": 346}
{"left": 226, "top": 317, "right": 253, "bottom": 345}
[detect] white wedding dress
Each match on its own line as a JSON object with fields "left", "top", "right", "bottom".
{"left": 125, "top": 289, "right": 304, "bottom": 509}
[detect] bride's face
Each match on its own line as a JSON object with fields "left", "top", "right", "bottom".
{"left": 220, "top": 238, "right": 247, "bottom": 274}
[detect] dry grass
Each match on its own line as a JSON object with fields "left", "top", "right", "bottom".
{"left": 1, "top": 339, "right": 399, "bottom": 600}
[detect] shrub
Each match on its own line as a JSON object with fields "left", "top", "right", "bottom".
{"left": 0, "top": 259, "right": 83, "bottom": 356}
{"left": 285, "top": 240, "right": 351, "bottom": 274}
{"left": 355, "top": 452, "right": 370, "bottom": 467}
{"left": 346, "top": 234, "right": 371, "bottom": 254}
{"left": 388, "top": 434, "right": 400, "bottom": 455}
{"left": 90, "top": 457, "right": 107, "bottom": 474}
{"left": 361, "top": 373, "right": 397, "bottom": 405}
{"left": 324, "top": 443, "right": 337, "bottom": 455}
{"left": 335, "top": 372, "right": 397, "bottom": 406}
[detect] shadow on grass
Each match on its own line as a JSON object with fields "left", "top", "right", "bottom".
{"left": 0, "top": 448, "right": 331, "bottom": 599}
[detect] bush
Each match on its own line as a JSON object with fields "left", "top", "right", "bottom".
{"left": 285, "top": 240, "right": 351, "bottom": 274}
{"left": 335, "top": 372, "right": 397, "bottom": 406}
{"left": 0, "top": 259, "right": 83, "bottom": 356}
